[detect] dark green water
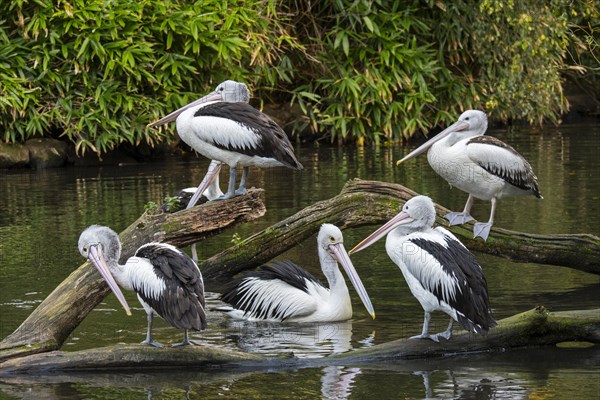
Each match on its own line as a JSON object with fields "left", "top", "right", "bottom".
{"left": 1, "top": 120, "right": 599, "bottom": 399}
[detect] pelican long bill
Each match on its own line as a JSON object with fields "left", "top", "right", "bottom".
{"left": 350, "top": 211, "right": 414, "bottom": 255}
{"left": 329, "top": 242, "right": 376, "bottom": 319}
{"left": 396, "top": 120, "right": 470, "bottom": 166}
{"left": 148, "top": 91, "right": 224, "bottom": 128}
{"left": 186, "top": 160, "right": 223, "bottom": 208}
{"left": 87, "top": 244, "right": 132, "bottom": 316}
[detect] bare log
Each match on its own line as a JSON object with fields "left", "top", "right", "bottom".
{"left": 0, "top": 189, "right": 265, "bottom": 362}
{"left": 202, "top": 179, "right": 600, "bottom": 289}
{"left": 0, "top": 307, "right": 597, "bottom": 374}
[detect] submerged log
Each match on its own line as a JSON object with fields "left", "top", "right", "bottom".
{"left": 0, "top": 307, "right": 598, "bottom": 374}
{"left": 202, "top": 179, "right": 600, "bottom": 288}
{"left": 0, "top": 189, "right": 265, "bottom": 362}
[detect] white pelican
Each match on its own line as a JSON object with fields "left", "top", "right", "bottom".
{"left": 219, "top": 224, "right": 375, "bottom": 322}
{"left": 396, "top": 110, "right": 542, "bottom": 240}
{"left": 149, "top": 80, "right": 303, "bottom": 203}
{"left": 78, "top": 225, "right": 206, "bottom": 347}
{"left": 350, "top": 196, "right": 496, "bottom": 341}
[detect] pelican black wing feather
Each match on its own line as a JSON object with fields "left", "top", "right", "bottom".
{"left": 194, "top": 102, "right": 303, "bottom": 170}
{"left": 134, "top": 244, "right": 207, "bottom": 331}
{"left": 220, "top": 260, "right": 323, "bottom": 320}
{"left": 410, "top": 235, "right": 497, "bottom": 334}
{"left": 467, "top": 136, "right": 542, "bottom": 198}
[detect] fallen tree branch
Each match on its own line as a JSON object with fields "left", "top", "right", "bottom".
{"left": 202, "top": 179, "right": 600, "bottom": 289}
{"left": 0, "top": 189, "right": 265, "bottom": 362}
{"left": 0, "top": 307, "right": 597, "bottom": 374}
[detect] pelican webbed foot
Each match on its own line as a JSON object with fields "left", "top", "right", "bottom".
{"left": 216, "top": 191, "right": 238, "bottom": 200}
{"left": 171, "top": 330, "right": 201, "bottom": 347}
{"left": 444, "top": 211, "right": 475, "bottom": 226}
{"left": 473, "top": 222, "right": 492, "bottom": 241}
{"left": 140, "top": 339, "right": 164, "bottom": 347}
{"left": 410, "top": 333, "right": 440, "bottom": 343}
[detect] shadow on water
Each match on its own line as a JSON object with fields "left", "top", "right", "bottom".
{"left": 1, "top": 120, "right": 599, "bottom": 399}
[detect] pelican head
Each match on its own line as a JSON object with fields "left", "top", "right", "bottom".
{"left": 318, "top": 224, "right": 376, "bottom": 319}
{"left": 396, "top": 110, "right": 488, "bottom": 166}
{"left": 148, "top": 80, "right": 250, "bottom": 127}
{"left": 78, "top": 225, "right": 132, "bottom": 316}
{"left": 350, "top": 196, "right": 436, "bottom": 254}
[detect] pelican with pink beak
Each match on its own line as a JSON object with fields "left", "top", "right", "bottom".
{"left": 396, "top": 110, "right": 542, "bottom": 240}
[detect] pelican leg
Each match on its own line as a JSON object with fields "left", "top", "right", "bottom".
{"left": 410, "top": 312, "right": 440, "bottom": 342}
{"left": 140, "top": 312, "right": 163, "bottom": 347}
{"left": 445, "top": 195, "right": 475, "bottom": 226}
{"left": 234, "top": 166, "right": 249, "bottom": 196}
{"left": 432, "top": 318, "right": 454, "bottom": 341}
{"left": 218, "top": 166, "right": 238, "bottom": 200}
{"left": 172, "top": 329, "right": 201, "bottom": 347}
{"left": 473, "top": 198, "right": 496, "bottom": 241}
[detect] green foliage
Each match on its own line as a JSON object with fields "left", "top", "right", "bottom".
{"left": 289, "top": 2, "right": 440, "bottom": 143}
{"left": 144, "top": 201, "right": 158, "bottom": 211}
{"left": 0, "top": 0, "right": 597, "bottom": 152}
{"left": 287, "top": 0, "right": 596, "bottom": 141}
{"left": 0, "top": 0, "right": 300, "bottom": 154}
{"left": 442, "top": 0, "right": 572, "bottom": 123}
{"left": 162, "top": 195, "right": 180, "bottom": 212}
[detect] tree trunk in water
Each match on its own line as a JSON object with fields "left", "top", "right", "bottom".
{"left": 202, "top": 179, "right": 600, "bottom": 289}
{"left": 0, "top": 307, "right": 598, "bottom": 374}
{"left": 0, "top": 189, "right": 265, "bottom": 362}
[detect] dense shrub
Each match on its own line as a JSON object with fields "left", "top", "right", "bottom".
{"left": 0, "top": 0, "right": 299, "bottom": 154}
{"left": 0, "top": 0, "right": 597, "bottom": 154}
{"left": 287, "top": 0, "right": 598, "bottom": 142}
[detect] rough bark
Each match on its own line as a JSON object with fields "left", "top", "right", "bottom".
{"left": 0, "top": 189, "right": 265, "bottom": 362}
{"left": 0, "top": 307, "right": 597, "bottom": 374}
{"left": 202, "top": 179, "right": 600, "bottom": 289}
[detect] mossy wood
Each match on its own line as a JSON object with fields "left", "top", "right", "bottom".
{"left": 0, "top": 189, "right": 265, "bottom": 362}
{"left": 202, "top": 179, "right": 600, "bottom": 288}
{"left": 1, "top": 307, "right": 598, "bottom": 374}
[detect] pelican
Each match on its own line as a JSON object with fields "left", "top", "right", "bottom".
{"left": 350, "top": 196, "right": 496, "bottom": 342}
{"left": 78, "top": 225, "right": 206, "bottom": 347}
{"left": 219, "top": 224, "right": 375, "bottom": 322}
{"left": 149, "top": 80, "right": 303, "bottom": 203}
{"left": 396, "top": 110, "right": 542, "bottom": 240}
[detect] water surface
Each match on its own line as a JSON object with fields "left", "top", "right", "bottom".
{"left": 0, "top": 120, "right": 599, "bottom": 399}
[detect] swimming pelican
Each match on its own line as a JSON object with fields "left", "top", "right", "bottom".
{"left": 350, "top": 196, "right": 496, "bottom": 341}
{"left": 149, "top": 80, "right": 303, "bottom": 203}
{"left": 78, "top": 225, "right": 206, "bottom": 347}
{"left": 219, "top": 224, "right": 375, "bottom": 322}
{"left": 396, "top": 110, "right": 542, "bottom": 240}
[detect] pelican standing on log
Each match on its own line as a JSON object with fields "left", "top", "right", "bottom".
{"left": 219, "top": 224, "right": 375, "bottom": 323}
{"left": 149, "top": 80, "right": 303, "bottom": 204}
{"left": 78, "top": 225, "right": 206, "bottom": 347}
{"left": 350, "top": 196, "right": 496, "bottom": 341}
{"left": 396, "top": 110, "right": 542, "bottom": 240}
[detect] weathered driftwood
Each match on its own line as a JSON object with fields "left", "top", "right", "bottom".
{"left": 0, "top": 307, "right": 598, "bottom": 374}
{"left": 202, "top": 179, "right": 600, "bottom": 288}
{"left": 0, "top": 189, "right": 265, "bottom": 362}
